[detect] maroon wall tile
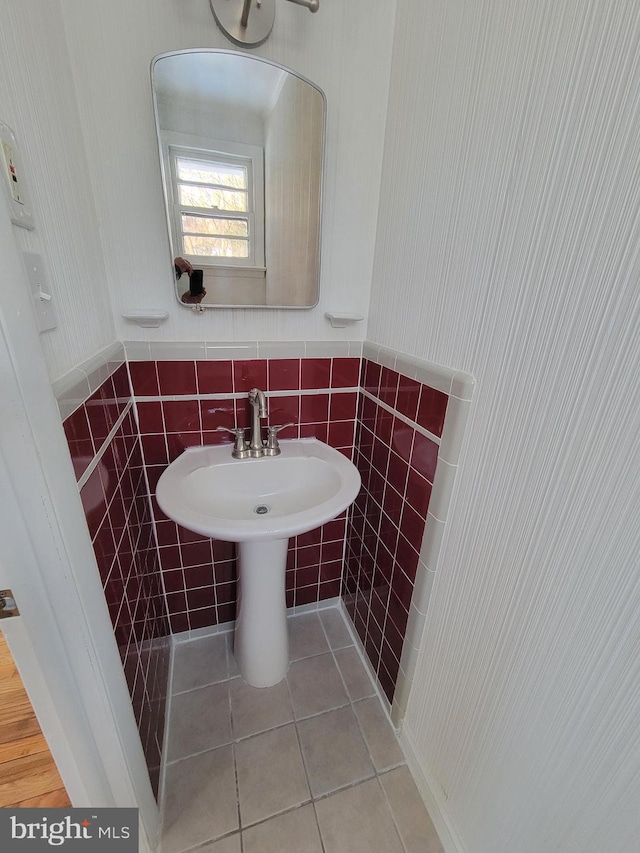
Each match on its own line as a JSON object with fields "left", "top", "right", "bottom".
{"left": 234, "top": 359, "right": 267, "bottom": 393}
{"left": 410, "top": 432, "right": 439, "bottom": 483}
{"left": 196, "top": 360, "right": 233, "bottom": 394}
{"left": 268, "top": 358, "right": 301, "bottom": 391}
{"left": 417, "top": 386, "right": 449, "bottom": 438}
{"left": 331, "top": 358, "right": 360, "bottom": 388}
{"left": 129, "top": 362, "right": 159, "bottom": 396}
{"left": 396, "top": 376, "right": 421, "bottom": 422}
{"left": 301, "top": 358, "right": 331, "bottom": 389}
{"left": 379, "top": 367, "right": 399, "bottom": 408}
{"left": 162, "top": 399, "right": 200, "bottom": 434}
{"left": 363, "top": 360, "right": 381, "bottom": 396}
{"left": 301, "top": 393, "right": 330, "bottom": 424}
{"left": 157, "top": 361, "right": 197, "bottom": 396}
{"left": 344, "top": 358, "right": 448, "bottom": 707}
{"left": 268, "top": 395, "right": 300, "bottom": 433}
{"left": 136, "top": 401, "right": 164, "bottom": 434}
{"left": 63, "top": 405, "right": 95, "bottom": 479}
{"left": 63, "top": 369, "right": 170, "bottom": 802}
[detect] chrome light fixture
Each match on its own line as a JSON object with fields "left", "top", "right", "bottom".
{"left": 210, "top": 0, "right": 319, "bottom": 48}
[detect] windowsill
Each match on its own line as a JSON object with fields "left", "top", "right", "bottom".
{"left": 202, "top": 265, "right": 267, "bottom": 273}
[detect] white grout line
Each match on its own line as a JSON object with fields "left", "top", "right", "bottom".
{"left": 133, "top": 387, "right": 360, "bottom": 403}
{"left": 76, "top": 400, "right": 133, "bottom": 490}
{"left": 360, "top": 387, "right": 441, "bottom": 446}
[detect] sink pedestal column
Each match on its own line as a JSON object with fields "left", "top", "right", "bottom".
{"left": 234, "top": 538, "right": 289, "bottom": 688}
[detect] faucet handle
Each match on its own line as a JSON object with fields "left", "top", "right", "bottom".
{"left": 264, "top": 423, "right": 295, "bottom": 456}
{"left": 215, "top": 426, "right": 250, "bottom": 459}
{"left": 268, "top": 423, "right": 295, "bottom": 434}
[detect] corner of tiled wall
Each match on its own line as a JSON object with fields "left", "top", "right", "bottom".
{"left": 344, "top": 342, "right": 474, "bottom": 720}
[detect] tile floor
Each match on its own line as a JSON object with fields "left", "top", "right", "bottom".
{"left": 160, "top": 607, "right": 444, "bottom": 853}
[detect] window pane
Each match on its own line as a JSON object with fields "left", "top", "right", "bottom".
{"left": 183, "top": 235, "right": 249, "bottom": 259}
{"left": 179, "top": 184, "right": 247, "bottom": 212}
{"left": 177, "top": 157, "right": 247, "bottom": 189}
{"left": 182, "top": 214, "right": 248, "bottom": 238}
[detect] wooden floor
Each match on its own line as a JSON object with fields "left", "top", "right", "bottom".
{"left": 0, "top": 631, "right": 71, "bottom": 808}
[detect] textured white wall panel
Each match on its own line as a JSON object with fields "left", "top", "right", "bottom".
{"left": 58, "top": 0, "right": 395, "bottom": 343}
{"left": 265, "top": 74, "right": 322, "bottom": 305}
{"left": 0, "top": 0, "right": 116, "bottom": 381}
{"left": 370, "top": 1, "right": 640, "bottom": 851}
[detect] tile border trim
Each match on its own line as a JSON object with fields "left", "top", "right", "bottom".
{"left": 125, "top": 340, "right": 364, "bottom": 362}
{"left": 362, "top": 341, "right": 475, "bottom": 400}
{"left": 52, "top": 340, "right": 363, "bottom": 417}
{"left": 52, "top": 341, "right": 125, "bottom": 420}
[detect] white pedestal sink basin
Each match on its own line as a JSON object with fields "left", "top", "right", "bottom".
{"left": 156, "top": 439, "right": 361, "bottom": 686}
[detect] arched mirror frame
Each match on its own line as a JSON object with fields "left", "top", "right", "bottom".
{"left": 151, "top": 48, "right": 326, "bottom": 310}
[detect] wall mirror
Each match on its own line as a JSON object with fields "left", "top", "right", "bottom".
{"left": 152, "top": 50, "right": 325, "bottom": 309}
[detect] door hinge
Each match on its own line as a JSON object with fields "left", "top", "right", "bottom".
{"left": 0, "top": 589, "right": 20, "bottom": 618}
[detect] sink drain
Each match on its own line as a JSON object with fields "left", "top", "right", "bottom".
{"left": 253, "top": 504, "right": 271, "bottom": 515}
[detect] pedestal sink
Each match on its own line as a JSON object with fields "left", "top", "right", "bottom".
{"left": 156, "top": 439, "right": 361, "bottom": 687}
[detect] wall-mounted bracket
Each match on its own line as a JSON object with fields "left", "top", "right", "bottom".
{"left": 210, "top": 0, "right": 319, "bottom": 49}
{"left": 0, "top": 589, "right": 20, "bottom": 619}
{"left": 324, "top": 312, "right": 364, "bottom": 329}
{"left": 121, "top": 311, "right": 169, "bottom": 328}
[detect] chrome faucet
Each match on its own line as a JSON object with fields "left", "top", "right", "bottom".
{"left": 248, "top": 388, "right": 268, "bottom": 457}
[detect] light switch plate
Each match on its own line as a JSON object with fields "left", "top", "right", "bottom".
{"left": 23, "top": 251, "right": 57, "bottom": 333}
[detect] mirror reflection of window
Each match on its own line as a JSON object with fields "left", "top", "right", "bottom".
{"left": 152, "top": 50, "right": 324, "bottom": 309}
{"left": 170, "top": 148, "right": 264, "bottom": 267}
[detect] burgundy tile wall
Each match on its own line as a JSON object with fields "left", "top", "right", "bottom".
{"left": 131, "top": 357, "right": 360, "bottom": 631}
{"left": 343, "top": 359, "right": 447, "bottom": 703}
{"left": 63, "top": 351, "right": 446, "bottom": 765}
{"left": 63, "top": 364, "right": 170, "bottom": 800}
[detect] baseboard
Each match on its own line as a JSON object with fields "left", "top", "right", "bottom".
{"left": 399, "top": 724, "right": 467, "bottom": 853}
{"left": 171, "top": 598, "right": 344, "bottom": 646}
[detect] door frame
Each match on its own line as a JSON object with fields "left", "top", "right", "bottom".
{"left": 0, "top": 204, "right": 158, "bottom": 850}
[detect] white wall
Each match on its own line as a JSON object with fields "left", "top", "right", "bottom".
{"left": 58, "top": 0, "right": 395, "bottom": 342}
{"left": 0, "top": 0, "right": 116, "bottom": 381}
{"left": 157, "top": 94, "right": 265, "bottom": 149}
{"left": 369, "top": 1, "right": 640, "bottom": 851}
{"left": 265, "top": 74, "right": 323, "bottom": 306}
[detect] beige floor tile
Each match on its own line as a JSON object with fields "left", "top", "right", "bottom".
{"left": 288, "top": 612, "right": 330, "bottom": 660}
{"left": 333, "top": 646, "right": 376, "bottom": 701}
{"left": 354, "top": 696, "right": 404, "bottom": 772}
{"left": 235, "top": 723, "right": 310, "bottom": 826}
{"left": 162, "top": 745, "right": 238, "bottom": 853}
{"left": 242, "top": 804, "right": 322, "bottom": 853}
{"left": 380, "top": 766, "right": 444, "bottom": 853}
{"left": 172, "top": 633, "right": 228, "bottom": 693}
{"left": 167, "top": 682, "right": 231, "bottom": 762}
{"left": 297, "top": 705, "right": 375, "bottom": 797}
{"left": 195, "top": 835, "right": 242, "bottom": 853}
{"left": 230, "top": 676, "right": 293, "bottom": 740}
{"left": 319, "top": 608, "right": 354, "bottom": 649}
{"left": 315, "top": 777, "right": 404, "bottom": 853}
{"left": 287, "top": 653, "right": 349, "bottom": 719}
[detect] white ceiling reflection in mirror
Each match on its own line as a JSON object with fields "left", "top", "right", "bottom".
{"left": 152, "top": 50, "right": 325, "bottom": 310}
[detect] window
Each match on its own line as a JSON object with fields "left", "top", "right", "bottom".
{"left": 168, "top": 145, "right": 264, "bottom": 269}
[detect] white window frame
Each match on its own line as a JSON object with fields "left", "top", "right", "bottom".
{"left": 162, "top": 132, "right": 265, "bottom": 271}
